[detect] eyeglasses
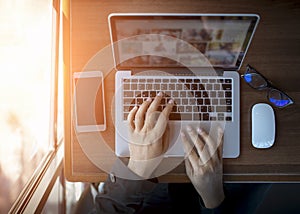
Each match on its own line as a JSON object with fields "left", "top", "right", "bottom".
{"left": 241, "top": 65, "right": 294, "bottom": 108}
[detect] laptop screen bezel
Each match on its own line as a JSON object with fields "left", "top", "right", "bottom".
{"left": 108, "top": 13, "right": 260, "bottom": 71}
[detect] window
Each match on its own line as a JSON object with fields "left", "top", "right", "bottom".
{"left": 0, "top": 0, "right": 55, "bottom": 212}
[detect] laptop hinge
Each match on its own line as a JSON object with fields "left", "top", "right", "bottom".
{"left": 131, "top": 67, "right": 225, "bottom": 76}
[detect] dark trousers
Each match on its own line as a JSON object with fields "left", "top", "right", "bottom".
{"left": 74, "top": 183, "right": 271, "bottom": 214}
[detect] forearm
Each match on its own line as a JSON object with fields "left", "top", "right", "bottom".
{"left": 198, "top": 183, "right": 225, "bottom": 209}
{"left": 128, "top": 156, "right": 163, "bottom": 178}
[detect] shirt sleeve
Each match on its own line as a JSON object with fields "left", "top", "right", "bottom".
{"left": 95, "top": 175, "right": 158, "bottom": 214}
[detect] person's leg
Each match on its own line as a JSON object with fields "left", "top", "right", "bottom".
{"left": 138, "top": 183, "right": 172, "bottom": 214}
{"left": 168, "top": 183, "right": 202, "bottom": 214}
{"left": 139, "top": 183, "right": 202, "bottom": 214}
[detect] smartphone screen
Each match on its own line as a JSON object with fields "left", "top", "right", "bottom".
{"left": 74, "top": 71, "right": 106, "bottom": 132}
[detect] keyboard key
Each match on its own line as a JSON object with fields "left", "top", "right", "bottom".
{"left": 210, "top": 91, "right": 216, "bottom": 97}
{"left": 226, "top": 106, "right": 232, "bottom": 112}
{"left": 186, "top": 106, "right": 192, "bottom": 112}
{"left": 187, "top": 91, "right": 194, "bottom": 97}
{"left": 150, "top": 91, "right": 156, "bottom": 97}
{"left": 141, "top": 91, "right": 148, "bottom": 97}
{"left": 226, "top": 116, "right": 232, "bottom": 121}
{"left": 201, "top": 106, "right": 207, "bottom": 112}
{"left": 202, "top": 91, "right": 209, "bottom": 97}
{"left": 199, "top": 84, "right": 205, "bottom": 90}
{"left": 123, "top": 106, "right": 130, "bottom": 112}
{"left": 176, "top": 84, "right": 183, "bottom": 90}
{"left": 204, "top": 99, "right": 211, "bottom": 105}
{"left": 218, "top": 91, "right": 224, "bottom": 98}
{"left": 154, "top": 84, "right": 160, "bottom": 90}
{"left": 165, "top": 91, "right": 172, "bottom": 97}
{"left": 213, "top": 84, "right": 220, "bottom": 90}
{"left": 146, "top": 84, "right": 153, "bottom": 90}
{"left": 184, "top": 84, "right": 191, "bottom": 90}
{"left": 180, "top": 113, "right": 193, "bottom": 120}
{"left": 208, "top": 106, "right": 214, "bottom": 112}
{"left": 172, "top": 105, "right": 177, "bottom": 112}
{"left": 146, "top": 79, "right": 153, "bottom": 83}
{"left": 172, "top": 91, "right": 179, "bottom": 98}
{"left": 182, "top": 99, "right": 188, "bottom": 105}
{"left": 222, "top": 84, "right": 232, "bottom": 90}
{"left": 195, "top": 91, "right": 202, "bottom": 97}
{"left": 206, "top": 84, "right": 213, "bottom": 90}
{"left": 193, "top": 106, "right": 199, "bottom": 112}
{"left": 170, "top": 113, "right": 181, "bottom": 120}
{"left": 220, "top": 99, "right": 227, "bottom": 105}
{"left": 226, "top": 99, "right": 232, "bottom": 105}
{"left": 225, "top": 91, "right": 232, "bottom": 97}
{"left": 124, "top": 98, "right": 134, "bottom": 105}
{"left": 123, "top": 83, "right": 130, "bottom": 90}
{"left": 168, "top": 84, "right": 175, "bottom": 90}
{"left": 189, "top": 99, "right": 196, "bottom": 105}
{"left": 123, "top": 91, "right": 133, "bottom": 97}
{"left": 216, "top": 106, "right": 227, "bottom": 112}
{"left": 203, "top": 113, "right": 210, "bottom": 120}
{"left": 174, "top": 98, "right": 181, "bottom": 105}
{"left": 137, "top": 98, "right": 143, "bottom": 104}
{"left": 138, "top": 84, "right": 145, "bottom": 90}
{"left": 157, "top": 105, "right": 163, "bottom": 111}
{"left": 211, "top": 99, "right": 218, "bottom": 105}
{"left": 193, "top": 113, "right": 201, "bottom": 120}
{"left": 197, "top": 99, "right": 203, "bottom": 105}
{"left": 169, "top": 113, "right": 193, "bottom": 120}
{"left": 217, "top": 113, "right": 225, "bottom": 121}
{"left": 210, "top": 116, "right": 217, "bottom": 121}
{"left": 131, "top": 84, "right": 137, "bottom": 90}
{"left": 191, "top": 84, "right": 198, "bottom": 90}
{"left": 180, "top": 91, "right": 186, "bottom": 97}
{"left": 178, "top": 106, "right": 184, "bottom": 112}
{"left": 135, "top": 91, "right": 141, "bottom": 97}
{"left": 161, "top": 84, "right": 167, "bottom": 90}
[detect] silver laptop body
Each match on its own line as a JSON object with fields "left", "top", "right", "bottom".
{"left": 109, "top": 13, "right": 260, "bottom": 158}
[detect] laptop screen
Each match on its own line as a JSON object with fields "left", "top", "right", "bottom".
{"left": 109, "top": 14, "right": 259, "bottom": 70}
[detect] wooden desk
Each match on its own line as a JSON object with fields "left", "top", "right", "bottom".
{"left": 64, "top": 0, "right": 300, "bottom": 182}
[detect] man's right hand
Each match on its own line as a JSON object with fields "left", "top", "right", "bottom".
{"left": 181, "top": 126, "right": 225, "bottom": 209}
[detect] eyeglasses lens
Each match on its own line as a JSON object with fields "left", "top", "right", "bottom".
{"left": 244, "top": 73, "right": 267, "bottom": 89}
{"left": 268, "top": 89, "right": 291, "bottom": 107}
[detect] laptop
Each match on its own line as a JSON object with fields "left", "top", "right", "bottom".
{"left": 109, "top": 13, "right": 260, "bottom": 158}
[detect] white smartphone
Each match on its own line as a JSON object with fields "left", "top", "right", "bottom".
{"left": 73, "top": 71, "right": 106, "bottom": 132}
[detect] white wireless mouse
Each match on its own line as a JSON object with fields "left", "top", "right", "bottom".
{"left": 251, "top": 103, "right": 276, "bottom": 149}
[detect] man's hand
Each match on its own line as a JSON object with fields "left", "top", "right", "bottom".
{"left": 181, "top": 126, "right": 225, "bottom": 209}
{"left": 127, "top": 92, "right": 174, "bottom": 178}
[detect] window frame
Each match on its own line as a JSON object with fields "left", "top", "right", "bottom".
{"left": 8, "top": 0, "right": 64, "bottom": 212}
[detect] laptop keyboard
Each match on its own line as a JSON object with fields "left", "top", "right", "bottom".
{"left": 122, "top": 77, "right": 233, "bottom": 121}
